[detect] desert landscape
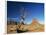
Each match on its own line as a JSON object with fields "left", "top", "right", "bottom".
{"left": 7, "top": 1, "right": 44, "bottom": 34}
{"left": 7, "top": 18, "right": 44, "bottom": 34}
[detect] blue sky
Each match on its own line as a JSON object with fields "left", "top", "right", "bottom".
{"left": 7, "top": 1, "right": 44, "bottom": 24}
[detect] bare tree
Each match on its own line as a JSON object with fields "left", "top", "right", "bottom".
{"left": 20, "top": 7, "right": 27, "bottom": 24}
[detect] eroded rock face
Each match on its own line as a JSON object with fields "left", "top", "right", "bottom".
{"left": 32, "top": 18, "right": 38, "bottom": 24}
{"left": 27, "top": 23, "right": 44, "bottom": 32}
{"left": 27, "top": 19, "right": 44, "bottom": 32}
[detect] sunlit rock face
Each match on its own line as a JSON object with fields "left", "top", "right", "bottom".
{"left": 32, "top": 18, "right": 39, "bottom": 24}
{"left": 27, "top": 18, "right": 44, "bottom": 32}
